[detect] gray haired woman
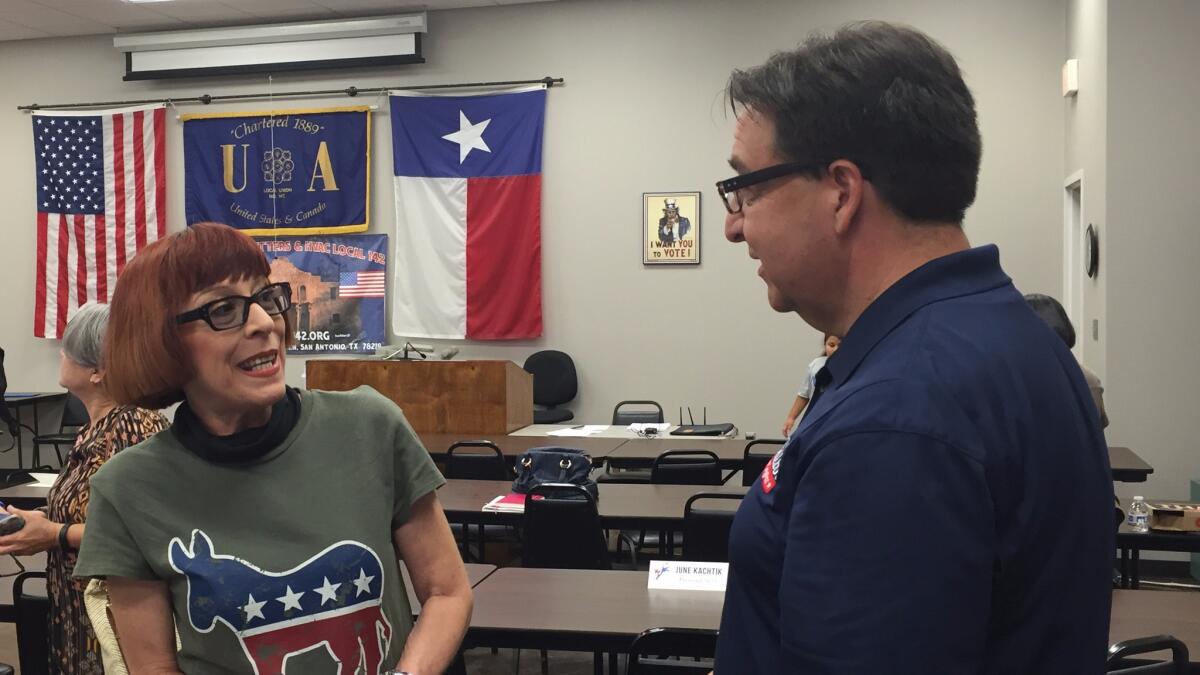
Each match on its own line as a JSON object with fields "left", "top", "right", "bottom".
{"left": 0, "top": 302, "right": 168, "bottom": 675}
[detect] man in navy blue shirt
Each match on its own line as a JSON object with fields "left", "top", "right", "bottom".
{"left": 713, "top": 22, "right": 1113, "bottom": 673}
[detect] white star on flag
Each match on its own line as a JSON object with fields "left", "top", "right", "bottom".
{"left": 314, "top": 576, "right": 342, "bottom": 605}
{"left": 242, "top": 594, "right": 266, "bottom": 622}
{"left": 276, "top": 585, "right": 305, "bottom": 611}
{"left": 353, "top": 568, "right": 376, "bottom": 596}
{"left": 441, "top": 110, "right": 491, "bottom": 164}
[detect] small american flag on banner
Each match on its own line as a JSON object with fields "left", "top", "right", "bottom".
{"left": 338, "top": 271, "right": 385, "bottom": 298}
{"left": 32, "top": 105, "right": 166, "bottom": 338}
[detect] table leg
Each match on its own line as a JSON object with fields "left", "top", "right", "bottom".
{"left": 13, "top": 405, "right": 24, "bottom": 469}
{"left": 1120, "top": 547, "right": 1129, "bottom": 589}
{"left": 1131, "top": 549, "right": 1140, "bottom": 590}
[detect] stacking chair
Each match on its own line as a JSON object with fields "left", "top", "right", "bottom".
{"left": 31, "top": 394, "right": 89, "bottom": 467}
{"left": 445, "top": 441, "right": 512, "bottom": 562}
{"left": 524, "top": 350, "right": 578, "bottom": 424}
{"left": 522, "top": 483, "right": 636, "bottom": 674}
{"left": 627, "top": 627, "right": 719, "bottom": 675}
{"left": 522, "top": 483, "right": 635, "bottom": 569}
{"left": 651, "top": 450, "right": 721, "bottom": 486}
{"left": 636, "top": 450, "right": 722, "bottom": 557}
{"left": 742, "top": 438, "right": 784, "bottom": 486}
{"left": 1107, "top": 635, "right": 1189, "bottom": 674}
{"left": 682, "top": 493, "right": 744, "bottom": 562}
{"left": 14, "top": 571, "right": 49, "bottom": 675}
{"left": 612, "top": 400, "right": 665, "bottom": 425}
{"left": 445, "top": 440, "right": 510, "bottom": 481}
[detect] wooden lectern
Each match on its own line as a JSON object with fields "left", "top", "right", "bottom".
{"left": 305, "top": 359, "right": 533, "bottom": 434}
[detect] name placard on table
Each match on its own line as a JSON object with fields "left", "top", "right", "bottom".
{"left": 647, "top": 560, "right": 729, "bottom": 591}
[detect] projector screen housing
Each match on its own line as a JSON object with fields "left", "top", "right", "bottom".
{"left": 115, "top": 14, "right": 426, "bottom": 81}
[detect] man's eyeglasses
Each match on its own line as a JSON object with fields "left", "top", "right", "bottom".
{"left": 715, "top": 161, "right": 821, "bottom": 214}
{"left": 175, "top": 282, "right": 293, "bottom": 331}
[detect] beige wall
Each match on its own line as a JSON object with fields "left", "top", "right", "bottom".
{"left": 1065, "top": 0, "right": 1108, "bottom": 379}
{"left": 0, "top": 0, "right": 1066, "bottom": 436}
{"left": 1106, "top": 0, "right": 1200, "bottom": 506}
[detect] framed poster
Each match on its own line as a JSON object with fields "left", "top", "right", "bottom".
{"left": 643, "top": 191, "right": 700, "bottom": 265}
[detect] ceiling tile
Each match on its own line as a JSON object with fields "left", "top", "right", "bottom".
{"left": 0, "top": 17, "right": 53, "bottom": 40}
{"left": 25, "top": 0, "right": 181, "bottom": 29}
{"left": 0, "top": 0, "right": 561, "bottom": 41}
{"left": 0, "top": 4, "right": 113, "bottom": 35}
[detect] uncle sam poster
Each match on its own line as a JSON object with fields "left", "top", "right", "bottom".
{"left": 184, "top": 106, "right": 370, "bottom": 235}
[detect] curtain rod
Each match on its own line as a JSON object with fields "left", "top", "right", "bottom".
{"left": 17, "top": 76, "right": 563, "bottom": 112}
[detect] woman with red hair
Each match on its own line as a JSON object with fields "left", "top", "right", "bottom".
{"left": 73, "top": 223, "right": 471, "bottom": 675}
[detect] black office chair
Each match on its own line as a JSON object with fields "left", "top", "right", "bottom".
{"left": 612, "top": 400, "right": 665, "bottom": 426}
{"left": 651, "top": 450, "right": 721, "bottom": 486}
{"left": 682, "top": 493, "right": 743, "bottom": 562}
{"left": 627, "top": 627, "right": 719, "bottom": 675}
{"left": 1107, "top": 635, "right": 1189, "bottom": 673}
{"left": 31, "top": 393, "right": 89, "bottom": 467}
{"left": 742, "top": 438, "right": 784, "bottom": 487}
{"left": 524, "top": 350, "right": 577, "bottom": 424}
{"left": 14, "top": 571, "right": 49, "bottom": 675}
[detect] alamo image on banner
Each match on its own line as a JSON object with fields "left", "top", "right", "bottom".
{"left": 256, "top": 234, "right": 387, "bottom": 354}
{"left": 184, "top": 107, "right": 370, "bottom": 235}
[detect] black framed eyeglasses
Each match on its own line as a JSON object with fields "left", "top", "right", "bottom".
{"left": 715, "top": 161, "right": 822, "bottom": 214}
{"left": 175, "top": 282, "right": 293, "bottom": 331}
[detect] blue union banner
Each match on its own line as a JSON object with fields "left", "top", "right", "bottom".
{"left": 183, "top": 107, "right": 370, "bottom": 235}
{"left": 256, "top": 233, "right": 387, "bottom": 354}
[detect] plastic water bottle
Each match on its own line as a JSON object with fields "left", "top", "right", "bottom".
{"left": 1127, "top": 496, "right": 1150, "bottom": 533}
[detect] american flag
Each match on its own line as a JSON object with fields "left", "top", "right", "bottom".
{"left": 32, "top": 105, "right": 166, "bottom": 338}
{"left": 338, "top": 270, "right": 386, "bottom": 298}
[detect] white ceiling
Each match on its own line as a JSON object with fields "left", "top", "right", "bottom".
{"left": 0, "top": 0, "right": 558, "bottom": 42}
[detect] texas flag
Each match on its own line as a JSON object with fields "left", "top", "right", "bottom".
{"left": 389, "top": 87, "right": 546, "bottom": 340}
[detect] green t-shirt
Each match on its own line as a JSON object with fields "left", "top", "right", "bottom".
{"left": 74, "top": 386, "right": 445, "bottom": 674}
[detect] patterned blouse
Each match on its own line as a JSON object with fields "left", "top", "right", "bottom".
{"left": 45, "top": 405, "right": 169, "bottom": 675}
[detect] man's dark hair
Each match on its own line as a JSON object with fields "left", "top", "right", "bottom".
{"left": 727, "top": 21, "right": 982, "bottom": 224}
{"left": 1024, "top": 293, "right": 1076, "bottom": 348}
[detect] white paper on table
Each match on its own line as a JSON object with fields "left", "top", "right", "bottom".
{"left": 546, "top": 425, "right": 608, "bottom": 437}
{"left": 29, "top": 472, "right": 58, "bottom": 488}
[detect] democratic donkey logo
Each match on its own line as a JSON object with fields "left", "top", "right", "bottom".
{"left": 168, "top": 529, "right": 393, "bottom": 674}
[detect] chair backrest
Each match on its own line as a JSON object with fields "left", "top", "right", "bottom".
{"left": 628, "top": 627, "right": 719, "bottom": 675}
{"left": 14, "top": 571, "right": 49, "bottom": 675}
{"left": 522, "top": 483, "right": 608, "bottom": 569}
{"left": 742, "top": 438, "right": 784, "bottom": 486}
{"left": 60, "top": 394, "right": 89, "bottom": 430}
{"left": 682, "top": 492, "right": 744, "bottom": 562}
{"left": 612, "top": 400, "right": 664, "bottom": 425}
{"left": 445, "top": 441, "right": 511, "bottom": 481}
{"left": 1107, "top": 635, "right": 1190, "bottom": 674}
{"left": 651, "top": 450, "right": 721, "bottom": 486}
{"left": 523, "top": 350, "right": 578, "bottom": 408}
{"left": 0, "top": 348, "right": 18, "bottom": 436}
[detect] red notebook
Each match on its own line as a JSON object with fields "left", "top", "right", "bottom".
{"left": 482, "top": 493, "right": 527, "bottom": 513}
